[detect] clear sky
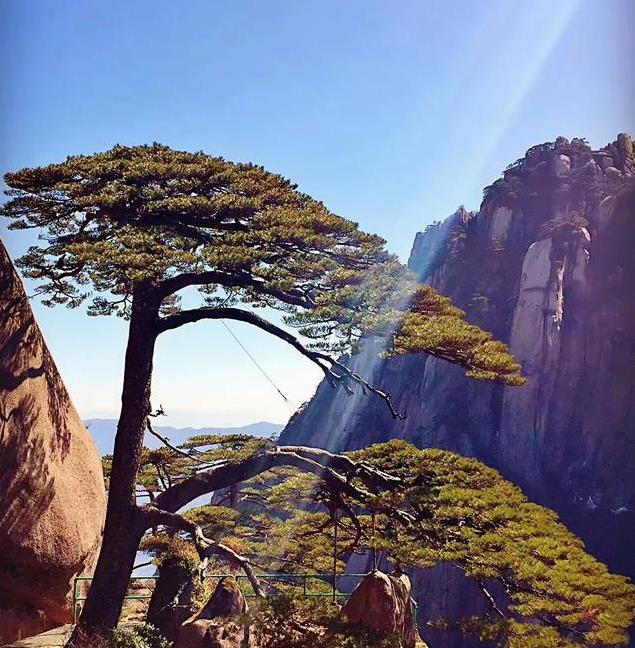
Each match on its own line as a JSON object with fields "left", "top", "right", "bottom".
{"left": 1, "top": 0, "right": 633, "bottom": 427}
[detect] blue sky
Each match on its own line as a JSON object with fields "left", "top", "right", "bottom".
{"left": 1, "top": 0, "right": 633, "bottom": 427}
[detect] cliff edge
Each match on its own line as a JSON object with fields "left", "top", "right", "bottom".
{"left": 281, "top": 134, "right": 635, "bottom": 646}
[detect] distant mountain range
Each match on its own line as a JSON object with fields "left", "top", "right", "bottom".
{"left": 85, "top": 418, "right": 284, "bottom": 456}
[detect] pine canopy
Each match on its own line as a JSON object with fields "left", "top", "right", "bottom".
{"left": 2, "top": 143, "right": 523, "bottom": 386}
{"left": 120, "top": 436, "right": 635, "bottom": 647}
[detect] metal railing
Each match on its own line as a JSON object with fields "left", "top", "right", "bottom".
{"left": 73, "top": 572, "right": 418, "bottom": 628}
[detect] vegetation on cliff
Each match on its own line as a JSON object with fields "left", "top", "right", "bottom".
{"left": 115, "top": 434, "right": 635, "bottom": 647}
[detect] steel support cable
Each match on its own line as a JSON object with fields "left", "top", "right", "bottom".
{"left": 220, "top": 319, "right": 296, "bottom": 412}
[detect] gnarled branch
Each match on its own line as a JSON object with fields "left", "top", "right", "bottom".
{"left": 155, "top": 306, "right": 405, "bottom": 419}
{"left": 157, "top": 270, "right": 313, "bottom": 308}
{"left": 137, "top": 506, "right": 266, "bottom": 598}
{"left": 152, "top": 446, "right": 402, "bottom": 518}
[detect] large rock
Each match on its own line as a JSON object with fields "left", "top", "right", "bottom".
{"left": 617, "top": 132, "right": 633, "bottom": 158}
{"left": 281, "top": 134, "right": 635, "bottom": 647}
{"left": 173, "top": 622, "right": 245, "bottom": 648}
{"left": 0, "top": 240, "right": 106, "bottom": 644}
{"left": 341, "top": 570, "right": 421, "bottom": 648}
{"left": 194, "top": 577, "right": 248, "bottom": 620}
{"left": 174, "top": 577, "right": 248, "bottom": 648}
{"left": 552, "top": 153, "right": 571, "bottom": 177}
{"left": 2, "top": 624, "right": 72, "bottom": 648}
{"left": 605, "top": 166, "right": 622, "bottom": 180}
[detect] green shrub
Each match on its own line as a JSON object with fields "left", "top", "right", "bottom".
{"left": 108, "top": 625, "right": 172, "bottom": 648}
{"left": 247, "top": 593, "right": 402, "bottom": 648}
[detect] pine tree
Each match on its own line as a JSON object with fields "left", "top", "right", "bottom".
{"left": 2, "top": 144, "right": 523, "bottom": 638}
{"left": 121, "top": 436, "right": 635, "bottom": 646}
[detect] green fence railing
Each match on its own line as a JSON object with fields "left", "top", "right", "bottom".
{"left": 72, "top": 572, "right": 419, "bottom": 629}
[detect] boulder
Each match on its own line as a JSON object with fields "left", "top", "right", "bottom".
{"left": 2, "top": 623, "right": 72, "bottom": 648}
{"left": 0, "top": 240, "right": 106, "bottom": 644}
{"left": 617, "top": 132, "right": 633, "bottom": 158}
{"left": 341, "top": 570, "right": 421, "bottom": 648}
{"left": 195, "top": 577, "right": 248, "bottom": 620}
{"left": 173, "top": 621, "right": 245, "bottom": 648}
{"left": 605, "top": 166, "right": 622, "bottom": 180}
{"left": 552, "top": 153, "right": 571, "bottom": 177}
{"left": 174, "top": 577, "right": 248, "bottom": 648}
{"left": 582, "top": 159, "right": 600, "bottom": 176}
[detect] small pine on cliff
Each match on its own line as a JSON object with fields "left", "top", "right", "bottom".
{"left": 119, "top": 432, "right": 635, "bottom": 647}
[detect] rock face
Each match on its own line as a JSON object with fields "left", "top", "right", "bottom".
{"left": 281, "top": 135, "right": 635, "bottom": 645}
{"left": 341, "top": 570, "right": 421, "bottom": 648}
{"left": 0, "top": 240, "right": 106, "bottom": 643}
{"left": 195, "top": 577, "right": 248, "bottom": 620}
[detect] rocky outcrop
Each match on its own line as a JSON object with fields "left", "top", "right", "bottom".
{"left": 2, "top": 624, "right": 72, "bottom": 648}
{"left": 0, "top": 240, "right": 106, "bottom": 644}
{"left": 174, "top": 623, "right": 245, "bottom": 648}
{"left": 194, "top": 577, "right": 248, "bottom": 620}
{"left": 341, "top": 570, "right": 422, "bottom": 648}
{"left": 281, "top": 135, "right": 635, "bottom": 646}
{"left": 174, "top": 578, "right": 248, "bottom": 648}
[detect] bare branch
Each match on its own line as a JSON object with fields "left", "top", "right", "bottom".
{"left": 475, "top": 578, "right": 505, "bottom": 618}
{"left": 316, "top": 355, "right": 406, "bottom": 420}
{"left": 279, "top": 446, "right": 401, "bottom": 491}
{"left": 155, "top": 306, "right": 405, "bottom": 419}
{"left": 146, "top": 417, "right": 195, "bottom": 461}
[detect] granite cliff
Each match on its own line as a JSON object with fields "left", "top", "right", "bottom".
{"left": 0, "top": 240, "right": 106, "bottom": 643}
{"left": 281, "top": 134, "right": 635, "bottom": 644}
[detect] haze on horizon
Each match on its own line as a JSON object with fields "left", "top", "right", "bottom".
{"left": 1, "top": 0, "right": 633, "bottom": 428}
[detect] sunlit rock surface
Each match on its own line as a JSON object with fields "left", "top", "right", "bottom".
{"left": 174, "top": 577, "right": 248, "bottom": 648}
{"left": 0, "top": 240, "right": 106, "bottom": 644}
{"left": 341, "top": 570, "right": 422, "bottom": 648}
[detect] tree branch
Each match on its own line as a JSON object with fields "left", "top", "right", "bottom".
{"left": 146, "top": 417, "right": 199, "bottom": 462}
{"left": 158, "top": 271, "right": 313, "bottom": 308}
{"left": 336, "top": 498, "right": 363, "bottom": 555}
{"left": 278, "top": 446, "right": 401, "bottom": 491}
{"left": 137, "top": 506, "right": 266, "bottom": 597}
{"left": 156, "top": 306, "right": 405, "bottom": 419}
{"left": 152, "top": 446, "right": 401, "bottom": 518}
{"left": 475, "top": 578, "right": 505, "bottom": 618}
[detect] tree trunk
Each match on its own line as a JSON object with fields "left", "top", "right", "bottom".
{"left": 70, "top": 287, "right": 159, "bottom": 641}
{"left": 147, "top": 558, "right": 197, "bottom": 642}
